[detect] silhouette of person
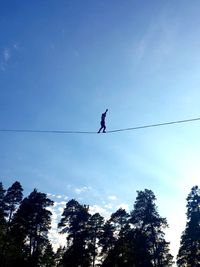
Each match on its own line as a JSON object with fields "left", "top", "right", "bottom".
{"left": 98, "top": 109, "right": 108, "bottom": 133}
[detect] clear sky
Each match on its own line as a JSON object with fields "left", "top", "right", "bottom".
{"left": 1, "top": 0, "right": 200, "bottom": 260}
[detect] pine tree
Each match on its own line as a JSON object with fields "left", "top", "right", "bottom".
{"left": 125, "top": 228, "right": 153, "bottom": 267}
{"left": 41, "top": 242, "right": 55, "bottom": 267}
{"left": 110, "top": 208, "right": 130, "bottom": 266}
{"left": 54, "top": 246, "right": 65, "bottom": 267}
{"left": 100, "top": 209, "right": 130, "bottom": 267}
{"left": 0, "top": 182, "right": 6, "bottom": 225}
{"left": 4, "top": 181, "right": 23, "bottom": 224}
{"left": 130, "top": 189, "right": 173, "bottom": 267}
{"left": 87, "top": 213, "right": 104, "bottom": 267}
{"left": 10, "top": 189, "right": 54, "bottom": 267}
{"left": 99, "top": 219, "right": 116, "bottom": 264}
{"left": 58, "top": 199, "right": 91, "bottom": 267}
{"left": 0, "top": 181, "right": 23, "bottom": 267}
{"left": 0, "top": 182, "right": 6, "bottom": 264}
{"left": 177, "top": 185, "right": 200, "bottom": 267}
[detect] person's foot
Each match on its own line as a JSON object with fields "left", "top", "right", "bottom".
{"left": 103, "top": 131, "right": 106, "bottom": 133}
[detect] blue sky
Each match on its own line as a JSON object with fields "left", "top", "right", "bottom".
{"left": 1, "top": 0, "right": 200, "bottom": 259}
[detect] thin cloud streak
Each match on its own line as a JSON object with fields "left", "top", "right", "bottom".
{"left": 108, "top": 195, "right": 117, "bottom": 200}
{"left": 3, "top": 48, "right": 11, "bottom": 62}
{"left": 74, "top": 186, "right": 91, "bottom": 194}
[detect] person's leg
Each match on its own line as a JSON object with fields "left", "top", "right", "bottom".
{"left": 98, "top": 121, "right": 105, "bottom": 133}
{"left": 103, "top": 125, "right": 106, "bottom": 133}
{"left": 98, "top": 126, "right": 103, "bottom": 133}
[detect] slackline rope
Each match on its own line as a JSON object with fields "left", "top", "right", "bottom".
{"left": 0, "top": 117, "right": 200, "bottom": 134}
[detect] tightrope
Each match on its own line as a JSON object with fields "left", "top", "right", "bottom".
{"left": 1, "top": 116, "right": 200, "bottom": 135}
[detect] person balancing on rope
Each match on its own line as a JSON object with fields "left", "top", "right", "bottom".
{"left": 98, "top": 109, "right": 108, "bottom": 133}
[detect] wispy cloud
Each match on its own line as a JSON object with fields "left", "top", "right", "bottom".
{"left": 134, "top": 12, "right": 179, "bottom": 70}
{"left": 3, "top": 48, "right": 11, "bottom": 62}
{"left": 47, "top": 193, "right": 68, "bottom": 200}
{"left": 1, "top": 42, "right": 20, "bottom": 71}
{"left": 104, "top": 203, "right": 113, "bottom": 210}
{"left": 0, "top": 48, "right": 10, "bottom": 71}
{"left": 1, "top": 45, "right": 16, "bottom": 71}
{"left": 108, "top": 195, "right": 117, "bottom": 201}
{"left": 74, "top": 186, "right": 91, "bottom": 195}
{"left": 13, "top": 42, "right": 20, "bottom": 50}
{"left": 54, "top": 201, "right": 66, "bottom": 208}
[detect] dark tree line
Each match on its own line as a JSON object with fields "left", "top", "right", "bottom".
{"left": 0, "top": 181, "right": 199, "bottom": 267}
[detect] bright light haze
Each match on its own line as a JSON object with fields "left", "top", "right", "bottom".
{"left": 1, "top": 0, "right": 200, "bottom": 260}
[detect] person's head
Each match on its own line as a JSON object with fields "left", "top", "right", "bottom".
{"left": 106, "top": 109, "right": 108, "bottom": 112}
